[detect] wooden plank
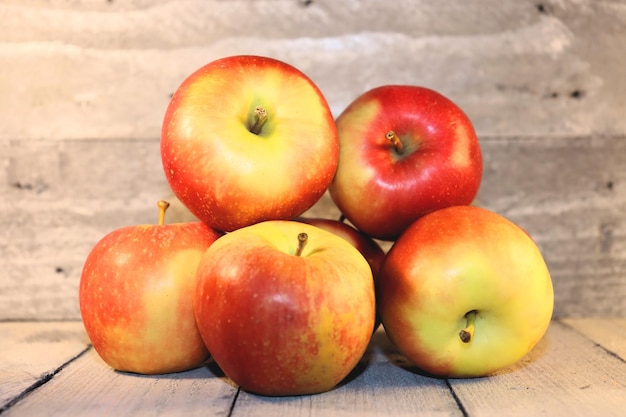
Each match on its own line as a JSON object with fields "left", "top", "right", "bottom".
{"left": 561, "top": 318, "right": 626, "bottom": 360}
{"left": 1, "top": 1, "right": 625, "bottom": 141}
{"left": 5, "top": 321, "right": 625, "bottom": 416}
{"left": 0, "top": 321, "right": 89, "bottom": 411}
{"left": 231, "top": 329, "right": 462, "bottom": 417}
{"left": 448, "top": 320, "right": 626, "bottom": 417}
{"left": 2, "top": 346, "right": 237, "bottom": 417}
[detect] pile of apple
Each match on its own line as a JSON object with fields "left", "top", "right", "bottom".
{"left": 79, "top": 55, "right": 554, "bottom": 396}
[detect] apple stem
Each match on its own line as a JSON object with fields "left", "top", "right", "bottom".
{"left": 157, "top": 200, "right": 170, "bottom": 226}
{"left": 295, "top": 232, "right": 308, "bottom": 256}
{"left": 339, "top": 214, "right": 346, "bottom": 223}
{"left": 386, "top": 131, "right": 404, "bottom": 155}
{"left": 459, "top": 310, "right": 477, "bottom": 343}
{"left": 249, "top": 106, "right": 268, "bottom": 135}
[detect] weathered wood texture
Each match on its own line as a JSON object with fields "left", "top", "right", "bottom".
{"left": 1, "top": 320, "right": 625, "bottom": 416}
{"left": 1, "top": 0, "right": 625, "bottom": 319}
{"left": 0, "top": 322, "right": 89, "bottom": 411}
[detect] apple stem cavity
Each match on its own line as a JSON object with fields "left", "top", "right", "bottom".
{"left": 385, "top": 131, "right": 404, "bottom": 155}
{"left": 459, "top": 310, "right": 477, "bottom": 343}
{"left": 249, "top": 106, "right": 268, "bottom": 135}
{"left": 295, "top": 232, "right": 308, "bottom": 256}
{"left": 157, "top": 200, "right": 170, "bottom": 226}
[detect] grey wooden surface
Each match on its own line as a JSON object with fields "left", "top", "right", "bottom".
{"left": 1, "top": 0, "right": 626, "bottom": 319}
{"left": 1, "top": 320, "right": 625, "bottom": 416}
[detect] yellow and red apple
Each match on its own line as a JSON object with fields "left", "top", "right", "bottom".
{"left": 161, "top": 55, "right": 339, "bottom": 232}
{"left": 377, "top": 205, "right": 554, "bottom": 377}
{"left": 193, "top": 220, "right": 376, "bottom": 396}
{"left": 79, "top": 201, "right": 222, "bottom": 374}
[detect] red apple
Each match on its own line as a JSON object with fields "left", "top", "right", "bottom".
{"left": 161, "top": 55, "right": 339, "bottom": 232}
{"left": 79, "top": 201, "right": 222, "bottom": 374}
{"left": 194, "top": 220, "right": 376, "bottom": 396}
{"left": 377, "top": 206, "right": 554, "bottom": 377}
{"left": 329, "top": 85, "right": 483, "bottom": 240}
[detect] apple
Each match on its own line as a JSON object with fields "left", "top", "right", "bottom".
{"left": 377, "top": 205, "right": 554, "bottom": 378}
{"left": 295, "top": 216, "right": 386, "bottom": 281}
{"left": 329, "top": 85, "right": 483, "bottom": 240}
{"left": 161, "top": 55, "right": 339, "bottom": 232}
{"left": 194, "top": 220, "right": 376, "bottom": 396}
{"left": 79, "top": 201, "right": 222, "bottom": 374}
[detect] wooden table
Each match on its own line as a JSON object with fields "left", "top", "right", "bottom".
{"left": 1, "top": 319, "right": 625, "bottom": 416}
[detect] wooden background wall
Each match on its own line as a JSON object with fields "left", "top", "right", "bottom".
{"left": 1, "top": 0, "right": 625, "bottom": 320}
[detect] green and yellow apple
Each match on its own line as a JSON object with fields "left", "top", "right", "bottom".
{"left": 161, "top": 55, "right": 339, "bottom": 232}
{"left": 194, "top": 220, "right": 376, "bottom": 396}
{"left": 377, "top": 205, "right": 554, "bottom": 377}
{"left": 329, "top": 85, "right": 483, "bottom": 241}
{"left": 79, "top": 201, "right": 222, "bottom": 374}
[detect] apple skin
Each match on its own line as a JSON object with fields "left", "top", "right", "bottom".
{"left": 194, "top": 220, "right": 376, "bottom": 396}
{"left": 329, "top": 85, "right": 482, "bottom": 241}
{"left": 377, "top": 205, "right": 554, "bottom": 378}
{"left": 161, "top": 55, "right": 339, "bottom": 232}
{"left": 295, "top": 216, "right": 386, "bottom": 333}
{"left": 79, "top": 220, "right": 222, "bottom": 374}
